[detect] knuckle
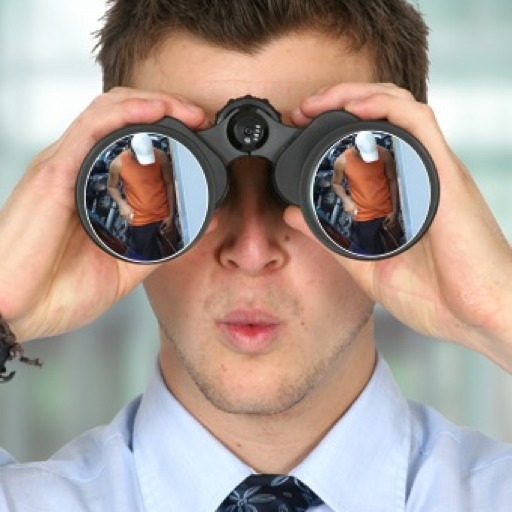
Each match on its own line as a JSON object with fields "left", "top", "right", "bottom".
{"left": 382, "top": 83, "right": 415, "bottom": 101}
{"left": 35, "top": 156, "right": 75, "bottom": 188}
{"left": 30, "top": 143, "right": 59, "bottom": 169}
{"left": 400, "top": 89, "right": 416, "bottom": 101}
{"left": 75, "top": 100, "right": 102, "bottom": 129}
{"left": 381, "top": 82, "right": 399, "bottom": 89}
{"left": 88, "top": 92, "right": 109, "bottom": 109}
{"left": 417, "top": 102, "right": 437, "bottom": 123}
{"left": 109, "top": 86, "right": 130, "bottom": 95}
{"left": 86, "top": 88, "right": 127, "bottom": 114}
{"left": 75, "top": 99, "right": 114, "bottom": 137}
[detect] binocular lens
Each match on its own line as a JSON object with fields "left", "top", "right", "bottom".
{"left": 78, "top": 133, "right": 209, "bottom": 263}
{"left": 308, "top": 130, "right": 435, "bottom": 258}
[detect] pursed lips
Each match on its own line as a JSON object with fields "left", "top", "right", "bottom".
{"left": 216, "top": 309, "right": 283, "bottom": 353}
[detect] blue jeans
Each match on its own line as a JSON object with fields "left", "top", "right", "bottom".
{"left": 351, "top": 217, "right": 386, "bottom": 255}
{"left": 126, "top": 221, "right": 163, "bottom": 260}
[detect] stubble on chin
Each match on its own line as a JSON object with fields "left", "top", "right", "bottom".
{"left": 157, "top": 301, "right": 374, "bottom": 417}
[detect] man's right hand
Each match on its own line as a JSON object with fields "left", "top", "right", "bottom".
{"left": 343, "top": 199, "right": 358, "bottom": 217}
{"left": 119, "top": 203, "right": 135, "bottom": 224}
{"left": 0, "top": 88, "right": 209, "bottom": 342}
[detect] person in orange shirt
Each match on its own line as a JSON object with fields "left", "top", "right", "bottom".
{"left": 332, "top": 131, "right": 399, "bottom": 255}
{"left": 108, "top": 133, "right": 175, "bottom": 260}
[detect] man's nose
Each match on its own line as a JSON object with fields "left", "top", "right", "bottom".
{"left": 216, "top": 158, "right": 288, "bottom": 275}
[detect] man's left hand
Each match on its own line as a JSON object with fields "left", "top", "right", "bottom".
{"left": 286, "top": 83, "right": 512, "bottom": 371}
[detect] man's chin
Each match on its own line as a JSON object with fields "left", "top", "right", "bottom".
{"left": 205, "top": 394, "right": 308, "bottom": 417}
{"left": 195, "top": 374, "right": 315, "bottom": 417}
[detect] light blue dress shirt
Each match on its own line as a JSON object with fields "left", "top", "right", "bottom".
{"left": 1, "top": 356, "right": 511, "bottom": 511}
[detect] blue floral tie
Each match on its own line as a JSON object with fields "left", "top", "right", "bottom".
{"left": 217, "top": 474, "right": 323, "bottom": 512}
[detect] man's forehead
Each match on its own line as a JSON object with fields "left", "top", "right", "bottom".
{"left": 131, "top": 31, "right": 376, "bottom": 121}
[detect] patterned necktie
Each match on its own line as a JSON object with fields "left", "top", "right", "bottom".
{"left": 217, "top": 474, "right": 323, "bottom": 511}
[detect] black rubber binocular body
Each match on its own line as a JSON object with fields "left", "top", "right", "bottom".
{"left": 76, "top": 96, "right": 439, "bottom": 263}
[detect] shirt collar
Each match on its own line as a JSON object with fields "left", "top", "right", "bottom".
{"left": 133, "top": 355, "right": 410, "bottom": 512}
{"left": 133, "top": 367, "right": 252, "bottom": 512}
{"left": 291, "top": 355, "right": 411, "bottom": 512}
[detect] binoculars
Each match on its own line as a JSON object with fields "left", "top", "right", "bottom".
{"left": 76, "top": 96, "right": 439, "bottom": 263}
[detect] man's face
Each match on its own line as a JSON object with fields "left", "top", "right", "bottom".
{"left": 136, "top": 31, "right": 377, "bottom": 415}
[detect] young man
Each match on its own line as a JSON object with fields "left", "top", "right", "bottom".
{"left": 107, "top": 133, "right": 175, "bottom": 260}
{"left": 331, "top": 131, "right": 399, "bottom": 254}
{"left": 0, "top": 1, "right": 511, "bottom": 511}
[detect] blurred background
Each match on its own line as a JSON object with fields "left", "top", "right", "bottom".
{"left": 0, "top": 0, "right": 511, "bottom": 462}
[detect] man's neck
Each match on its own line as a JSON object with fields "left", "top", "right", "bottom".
{"left": 159, "top": 333, "right": 376, "bottom": 474}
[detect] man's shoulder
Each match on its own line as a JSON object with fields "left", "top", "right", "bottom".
{"left": 406, "top": 400, "right": 512, "bottom": 505}
{"left": 408, "top": 400, "right": 512, "bottom": 467}
{"left": 0, "top": 396, "right": 142, "bottom": 510}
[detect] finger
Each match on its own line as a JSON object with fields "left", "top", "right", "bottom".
{"left": 341, "top": 93, "right": 464, "bottom": 188}
{"left": 344, "top": 93, "right": 438, "bottom": 143}
{"left": 57, "top": 86, "right": 208, "bottom": 152}
{"left": 291, "top": 82, "right": 414, "bottom": 126}
{"left": 25, "top": 90, "right": 209, "bottom": 208}
{"left": 94, "top": 86, "right": 209, "bottom": 129}
{"left": 342, "top": 93, "right": 481, "bottom": 201}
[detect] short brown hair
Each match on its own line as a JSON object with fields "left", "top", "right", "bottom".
{"left": 95, "top": 0, "right": 429, "bottom": 101}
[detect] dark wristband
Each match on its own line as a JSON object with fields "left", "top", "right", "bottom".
{"left": 0, "top": 315, "right": 43, "bottom": 383}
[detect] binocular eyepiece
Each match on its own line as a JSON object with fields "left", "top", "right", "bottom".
{"left": 76, "top": 95, "right": 439, "bottom": 264}
{"left": 218, "top": 97, "right": 280, "bottom": 151}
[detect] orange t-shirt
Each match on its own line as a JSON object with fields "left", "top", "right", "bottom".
{"left": 344, "top": 148, "right": 392, "bottom": 221}
{"left": 119, "top": 151, "right": 169, "bottom": 226}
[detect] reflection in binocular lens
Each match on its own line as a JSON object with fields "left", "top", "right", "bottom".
{"left": 84, "top": 133, "right": 209, "bottom": 263}
{"left": 82, "top": 125, "right": 434, "bottom": 263}
{"left": 312, "top": 130, "right": 431, "bottom": 257}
